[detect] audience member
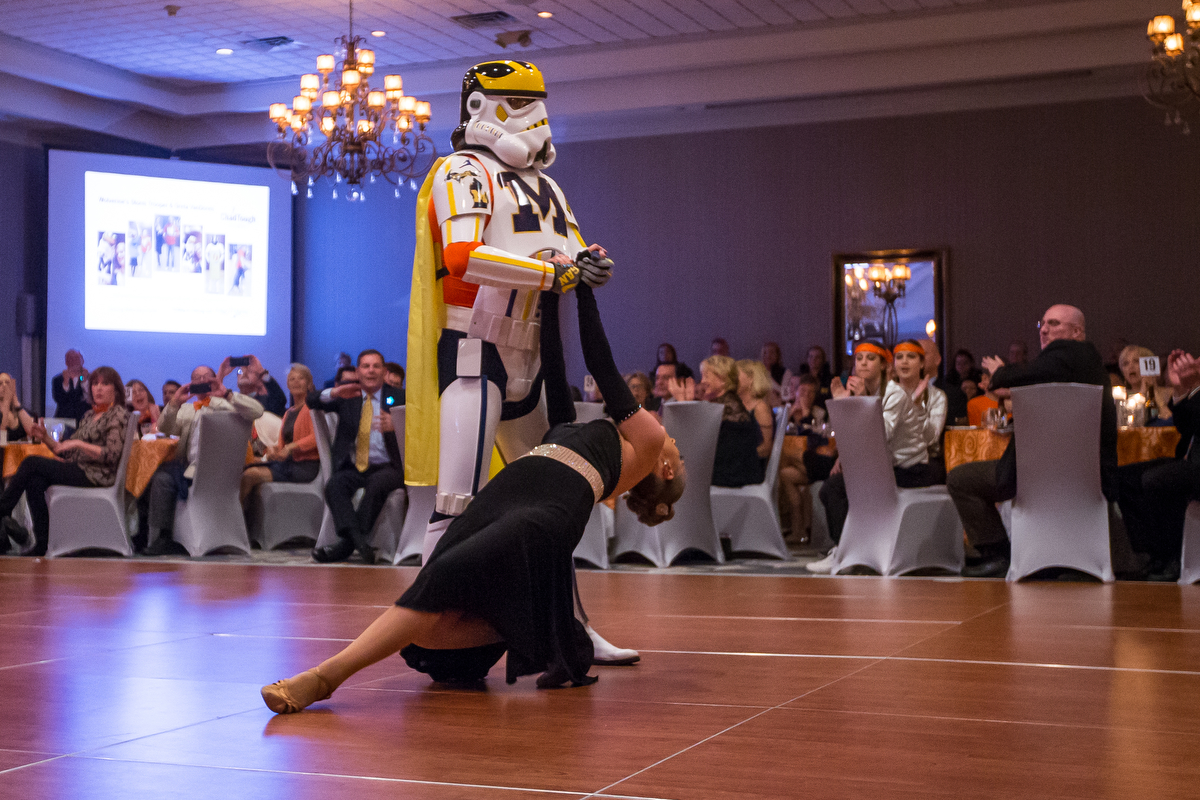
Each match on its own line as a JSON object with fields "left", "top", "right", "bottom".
{"left": 625, "top": 371, "right": 657, "bottom": 414}
{"left": 947, "top": 304, "right": 1117, "bottom": 578}
{"left": 1117, "top": 349, "right": 1200, "bottom": 581}
{"left": 142, "top": 360, "right": 265, "bottom": 555}
{"left": 892, "top": 339, "right": 948, "bottom": 482}
{"left": 922, "top": 338, "right": 968, "bottom": 425}
{"left": 809, "top": 341, "right": 941, "bottom": 573}
{"left": 652, "top": 342, "right": 693, "bottom": 382}
{"left": 778, "top": 374, "right": 832, "bottom": 540}
{"left": 652, "top": 362, "right": 693, "bottom": 411}
{"left": 948, "top": 348, "right": 982, "bottom": 387}
{"left": 736, "top": 360, "right": 775, "bottom": 461}
{"left": 0, "top": 367, "right": 129, "bottom": 556}
{"left": 711, "top": 338, "right": 730, "bottom": 357}
{"left": 1119, "top": 345, "right": 1172, "bottom": 424}
{"left": 125, "top": 380, "right": 160, "bottom": 436}
{"left": 235, "top": 355, "right": 287, "bottom": 417}
{"left": 241, "top": 364, "right": 321, "bottom": 507}
{"left": 0, "top": 373, "right": 34, "bottom": 443}
{"left": 797, "top": 345, "right": 833, "bottom": 405}
{"left": 161, "top": 380, "right": 181, "bottom": 410}
{"left": 1008, "top": 340, "right": 1030, "bottom": 365}
{"left": 683, "top": 355, "right": 764, "bottom": 488}
{"left": 966, "top": 370, "right": 1000, "bottom": 427}
{"left": 760, "top": 342, "right": 792, "bottom": 407}
{"left": 384, "top": 362, "right": 406, "bottom": 391}
{"left": 52, "top": 349, "right": 91, "bottom": 424}
{"left": 309, "top": 349, "right": 404, "bottom": 564}
{"left": 323, "top": 352, "right": 353, "bottom": 389}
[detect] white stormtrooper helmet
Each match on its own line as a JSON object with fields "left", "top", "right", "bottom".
{"left": 452, "top": 61, "right": 555, "bottom": 170}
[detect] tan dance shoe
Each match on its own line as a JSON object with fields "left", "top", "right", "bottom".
{"left": 261, "top": 668, "right": 333, "bottom": 714}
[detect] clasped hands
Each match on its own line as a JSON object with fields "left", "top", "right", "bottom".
{"left": 547, "top": 244, "right": 612, "bottom": 293}
{"left": 1167, "top": 349, "right": 1200, "bottom": 400}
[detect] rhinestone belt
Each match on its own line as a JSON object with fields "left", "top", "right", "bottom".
{"left": 519, "top": 443, "right": 604, "bottom": 504}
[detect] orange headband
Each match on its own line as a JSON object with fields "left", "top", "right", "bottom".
{"left": 893, "top": 342, "right": 924, "bottom": 358}
{"left": 854, "top": 342, "right": 893, "bottom": 364}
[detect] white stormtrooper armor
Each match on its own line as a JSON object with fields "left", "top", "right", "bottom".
{"left": 424, "top": 60, "right": 596, "bottom": 558}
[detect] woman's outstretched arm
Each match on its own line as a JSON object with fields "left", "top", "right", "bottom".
{"left": 539, "top": 291, "right": 576, "bottom": 427}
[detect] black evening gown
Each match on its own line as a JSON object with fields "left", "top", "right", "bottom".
{"left": 396, "top": 285, "right": 633, "bottom": 688}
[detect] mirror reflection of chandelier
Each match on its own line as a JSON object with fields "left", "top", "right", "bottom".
{"left": 1143, "top": 2, "right": 1200, "bottom": 132}
{"left": 267, "top": 0, "right": 437, "bottom": 200}
{"left": 845, "top": 262, "right": 910, "bottom": 348}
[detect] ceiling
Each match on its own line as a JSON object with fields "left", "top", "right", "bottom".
{"left": 0, "top": 0, "right": 1166, "bottom": 152}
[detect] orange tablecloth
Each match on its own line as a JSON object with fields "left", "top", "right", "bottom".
{"left": 782, "top": 435, "right": 837, "bottom": 463}
{"left": 125, "top": 438, "right": 180, "bottom": 497}
{"left": 2, "top": 443, "right": 55, "bottom": 479}
{"left": 944, "top": 427, "right": 1182, "bottom": 472}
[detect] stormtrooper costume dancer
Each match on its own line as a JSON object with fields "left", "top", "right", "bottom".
{"left": 406, "top": 60, "right": 636, "bottom": 665}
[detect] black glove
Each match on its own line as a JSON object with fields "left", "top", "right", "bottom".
{"left": 576, "top": 250, "right": 614, "bottom": 288}
{"left": 550, "top": 260, "right": 582, "bottom": 294}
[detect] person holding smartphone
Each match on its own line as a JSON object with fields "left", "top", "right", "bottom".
{"left": 138, "top": 358, "right": 263, "bottom": 555}
{"left": 233, "top": 354, "right": 287, "bottom": 417}
{"left": 307, "top": 349, "right": 405, "bottom": 564}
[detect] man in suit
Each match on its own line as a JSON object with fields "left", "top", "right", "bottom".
{"left": 142, "top": 359, "right": 264, "bottom": 555}
{"left": 1117, "top": 350, "right": 1200, "bottom": 580}
{"left": 52, "top": 349, "right": 91, "bottom": 424}
{"left": 309, "top": 349, "right": 404, "bottom": 564}
{"left": 946, "top": 304, "right": 1118, "bottom": 577}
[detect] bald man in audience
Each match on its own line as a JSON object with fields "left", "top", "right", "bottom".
{"left": 947, "top": 304, "right": 1117, "bottom": 577}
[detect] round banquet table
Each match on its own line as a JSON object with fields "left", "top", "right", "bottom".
{"left": 943, "top": 427, "right": 1181, "bottom": 473}
{"left": 2, "top": 438, "right": 180, "bottom": 496}
{"left": 782, "top": 434, "right": 837, "bottom": 462}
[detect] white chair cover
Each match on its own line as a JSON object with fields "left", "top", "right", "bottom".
{"left": 1006, "top": 383, "right": 1113, "bottom": 582}
{"left": 573, "top": 402, "right": 606, "bottom": 423}
{"left": 45, "top": 412, "right": 140, "bottom": 557}
{"left": 825, "top": 397, "right": 963, "bottom": 576}
{"left": 1178, "top": 501, "right": 1200, "bottom": 585}
{"left": 173, "top": 412, "right": 254, "bottom": 556}
{"left": 249, "top": 408, "right": 331, "bottom": 550}
{"left": 253, "top": 412, "right": 283, "bottom": 449}
{"left": 611, "top": 401, "right": 724, "bottom": 566}
{"left": 711, "top": 404, "right": 791, "bottom": 559}
{"left": 574, "top": 502, "right": 613, "bottom": 569}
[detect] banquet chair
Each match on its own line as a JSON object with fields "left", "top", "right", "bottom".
{"left": 1005, "top": 383, "right": 1112, "bottom": 582}
{"left": 1177, "top": 502, "right": 1200, "bottom": 585}
{"left": 253, "top": 412, "right": 283, "bottom": 449}
{"left": 611, "top": 401, "right": 723, "bottom": 567}
{"left": 711, "top": 405, "right": 790, "bottom": 559}
{"left": 314, "top": 407, "right": 408, "bottom": 563}
{"left": 573, "top": 401, "right": 605, "bottom": 423}
{"left": 574, "top": 502, "right": 613, "bottom": 569}
{"left": 248, "top": 409, "right": 332, "bottom": 551}
{"left": 45, "top": 411, "right": 140, "bottom": 557}
{"left": 808, "top": 482, "right": 834, "bottom": 552}
{"left": 825, "top": 397, "right": 963, "bottom": 576}
{"left": 173, "top": 412, "right": 254, "bottom": 556}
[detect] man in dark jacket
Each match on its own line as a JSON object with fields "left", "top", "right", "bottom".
{"left": 947, "top": 304, "right": 1117, "bottom": 577}
{"left": 1117, "top": 349, "right": 1200, "bottom": 580}
{"left": 308, "top": 349, "right": 405, "bottom": 564}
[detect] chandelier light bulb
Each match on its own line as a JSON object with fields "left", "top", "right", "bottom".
{"left": 293, "top": 95, "right": 312, "bottom": 113}
{"left": 322, "top": 90, "right": 340, "bottom": 108}
{"left": 1149, "top": 15, "right": 1175, "bottom": 41}
{"left": 893, "top": 264, "right": 911, "bottom": 280}
{"left": 268, "top": 103, "right": 288, "bottom": 120}
{"left": 858, "top": 278, "right": 869, "bottom": 291}
{"left": 357, "top": 49, "right": 376, "bottom": 74}
{"left": 368, "top": 90, "right": 385, "bottom": 108}
{"left": 415, "top": 101, "right": 432, "bottom": 121}
{"left": 316, "top": 54, "right": 335, "bottom": 73}
{"left": 398, "top": 95, "right": 416, "bottom": 113}
{"left": 1189, "top": 6, "right": 1200, "bottom": 26}
{"left": 300, "top": 73, "right": 320, "bottom": 93}
{"left": 397, "top": 116, "right": 413, "bottom": 131}
{"left": 384, "top": 74, "right": 402, "bottom": 93}
{"left": 867, "top": 264, "right": 887, "bottom": 282}
{"left": 342, "top": 68, "right": 361, "bottom": 86}
{"left": 1166, "top": 32, "right": 1186, "bottom": 55}
{"left": 357, "top": 119, "right": 373, "bottom": 134}
{"left": 321, "top": 116, "right": 335, "bottom": 134}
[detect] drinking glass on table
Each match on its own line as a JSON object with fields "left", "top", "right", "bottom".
{"left": 983, "top": 408, "right": 1002, "bottom": 431}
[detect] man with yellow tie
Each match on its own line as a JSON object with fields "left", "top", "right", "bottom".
{"left": 309, "top": 349, "right": 405, "bottom": 564}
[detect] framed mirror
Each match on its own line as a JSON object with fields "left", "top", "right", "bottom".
{"left": 832, "top": 248, "right": 948, "bottom": 374}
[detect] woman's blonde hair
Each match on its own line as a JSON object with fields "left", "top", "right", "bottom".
{"left": 0, "top": 373, "right": 16, "bottom": 427}
{"left": 287, "top": 363, "right": 315, "bottom": 404}
{"left": 701, "top": 355, "right": 738, "bottom": 396}
{"left": 735, "top": 359, "right": 771, "bottom": 401}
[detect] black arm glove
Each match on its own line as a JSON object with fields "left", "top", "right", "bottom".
{"left": 574, "top": 284, "right": 639, "bottom": 423}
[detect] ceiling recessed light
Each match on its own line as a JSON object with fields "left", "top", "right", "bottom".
{"left": 537, "top": 11, "right": 553, "bottom": 18}
{"left": 371, "top": 30, "right": 386, "bottom": 37}
{"left": 216, "top": 48, "right": 233, "bottom": 55}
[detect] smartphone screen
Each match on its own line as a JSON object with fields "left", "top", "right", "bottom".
{"left": 189, "top": 381, "right": 212, "bottom": 394}
{"left": 230, "top": 356, "right": 251, "bottom": 367}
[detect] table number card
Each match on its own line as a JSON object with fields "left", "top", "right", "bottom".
{"left": 1140, "top": 356, "right": 1161, "bottom": 377}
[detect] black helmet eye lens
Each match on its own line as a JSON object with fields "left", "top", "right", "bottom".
{"left": 506, "top": 97, "right": 535, "bottom": 110}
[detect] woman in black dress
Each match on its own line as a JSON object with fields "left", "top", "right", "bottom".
{"left": 262, "top": 283, "right": 686, "bottom": 713}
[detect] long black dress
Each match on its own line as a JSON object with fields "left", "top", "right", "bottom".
{"left": 396, "top": 285, "right": 636, "bottom": 688}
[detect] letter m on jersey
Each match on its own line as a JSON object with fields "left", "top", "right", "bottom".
{"left": 499, "top": 173, "right": 568, "bottom": 237}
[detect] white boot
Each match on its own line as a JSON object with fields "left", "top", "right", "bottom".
{"left": 586, "top": 624, "right": 639, "bottom": 665}
{"left": 805, "top": 547, "right": 838, "bottom": 575}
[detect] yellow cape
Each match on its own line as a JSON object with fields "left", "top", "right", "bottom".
{"left": 405, "top": 158, "right": 506, "bottom": 486}
{"left": 405, "top": 158, "right": 447, "bottom": 486}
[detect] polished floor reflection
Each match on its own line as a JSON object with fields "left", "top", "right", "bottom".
{"left": 2, "top": 559, "right": 1199, "bottom": 798}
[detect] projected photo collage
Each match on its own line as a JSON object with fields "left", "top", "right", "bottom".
{"left": 97, "top": 215, "right": 251, "bottom": 296}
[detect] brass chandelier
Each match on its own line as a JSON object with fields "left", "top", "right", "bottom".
{"left": 1144, "top": 1, "right": 1200, "bottom": 132}
{"left": 267, "top": 0, "right": 437, "bottom": 199}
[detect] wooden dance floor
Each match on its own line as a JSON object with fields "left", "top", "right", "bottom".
{"left": 2, "top": 559, "right": 1199, "bottom": 798}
